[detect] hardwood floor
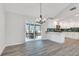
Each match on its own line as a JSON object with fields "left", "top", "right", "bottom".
{"left": 65, "top": 37, "right": 79, "bottom": 45}
{"left": 2, "top": 40, "right": 79, "bottom": 56}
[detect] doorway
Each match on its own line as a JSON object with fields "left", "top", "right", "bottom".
{"left": 25, "top": 23, "right": 42, "bottom": 41}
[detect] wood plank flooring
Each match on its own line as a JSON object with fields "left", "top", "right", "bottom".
{"left": 65, "top": 37, "right": 79, "bottom": 45}
{"left": 2, "top": 40, "right": 79, "bottom": 56}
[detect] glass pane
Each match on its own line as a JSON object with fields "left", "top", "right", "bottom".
{"left": 35, "top": 26, "right": 41, "bottom": 33}
{"left": 30, "top": 25, "right": 35, "bottom": 33}
{"left": 25, "top": 24, "right": 29, "bottom": 33}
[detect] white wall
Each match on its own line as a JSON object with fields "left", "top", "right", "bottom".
{"left": 6, "top": 12, "right": 25, "bottom": 46}
{"left": 46, "top": 19, "right": 79, "bottom": 29}
{"left": 0, "top": 4, "right": 6, "bottom": 55}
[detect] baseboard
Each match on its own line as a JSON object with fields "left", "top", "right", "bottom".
{"left": 6, "top": 42, "right": 24, "bottom": 47}
{"left": 0, "top": 44, "right": 6, "bottom": 56}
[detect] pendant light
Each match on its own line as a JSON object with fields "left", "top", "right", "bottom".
{"left": 36, "top": 3, "right": 46, "bottom": 24}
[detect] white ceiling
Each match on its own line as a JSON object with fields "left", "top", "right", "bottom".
{"left": 4, "top": 3, "right": 79, "bottom": 23}
{"left": 4, "top": 3, "right": 70, "bottom": 18}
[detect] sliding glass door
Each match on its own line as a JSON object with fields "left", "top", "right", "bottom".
{"left": 25, "top": 23, "right": 41, "bottom": 41}
{"left": 35, "top": 25, "right": 41, "bottom": 39}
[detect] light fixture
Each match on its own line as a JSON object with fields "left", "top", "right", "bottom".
{"left": 70, "top": 7, "right": 77, "bottom": 11}
{"left": 54, "top": 21, "right": 58, "bottom": 25}
{"left": 36, "top": 3, "right": 46, "bottom": 24}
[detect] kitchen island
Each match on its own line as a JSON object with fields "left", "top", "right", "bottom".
{"left": 46, "top": 32, "right": 65, "bottom": 43}
{"left": 46, "top": 32, "right": 79, "bottom": 43}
